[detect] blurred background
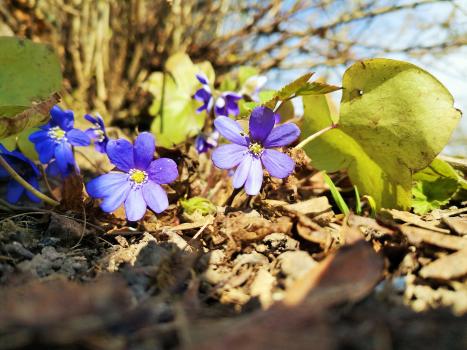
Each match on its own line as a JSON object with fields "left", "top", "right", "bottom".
{"left": 0, "top": 0, "right": 465, "bottom": 155}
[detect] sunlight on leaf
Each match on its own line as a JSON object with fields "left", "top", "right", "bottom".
{"left": 144, "top": 53, "right": 214, "bottom": 147}
{"left": 0, "top": 37, "right": 62, "bottom": 139}
{"left": 302, "top": 58, "right": 461, "bottom": 210}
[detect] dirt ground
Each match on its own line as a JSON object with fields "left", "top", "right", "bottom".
{"left": 0, "top": 149, "right": 466, "bottom": 350}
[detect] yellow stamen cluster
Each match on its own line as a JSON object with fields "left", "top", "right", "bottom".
{"left": 94, "top": 128, "right": 105, "bottom": 142}
{"left": 129, "top": 169, "right": 148, "bottom": 187}
{"left": 48, "top": 126, "right": 67, "bottom": 141}
{"left": 249, "top": 142, "right": 264, "bottom": 156}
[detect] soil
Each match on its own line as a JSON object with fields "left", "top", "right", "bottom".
{"left": 0, "top": 148, "right": 466, "bottom": 350}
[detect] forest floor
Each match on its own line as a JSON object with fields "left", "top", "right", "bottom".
{"left": 0, "top": 147, "right": 466, "bottom": 350}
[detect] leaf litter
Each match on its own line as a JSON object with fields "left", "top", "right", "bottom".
{"left": 0, "top": 143, "right": 466, "bottom": 350}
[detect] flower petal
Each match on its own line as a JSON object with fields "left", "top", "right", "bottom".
{"left": 50, "top": 105, "right": 74, "bottom": 131}
{"left": 100, "top": 181, "right": 131, "bottom": 213}
{"left": 85, "top": 129, "right": 97, "bottom": 140}
{"left": 232, "top": 154, "right": 252, "bottom": 188}
{"left": 212, "top": 144, "right": 247, "bottom": 169}
{"left": 261, "top": 149, "right": 295, "bottom": 179}
{"left": 263, "top": 123, "right": 301, "bottom": 148}
{"left": 245, "top": 157, "right": 263, "bottom": 195}
{"left": 6, "top": 180, "right": 24, "bottom": 204}
{"left": 196, "top": 73, "right": 209, "bottom": 85}
{"left": 84, "top": 114, "right": 97, "bottom": 124}
{"left": 106, "top": 138, "right": 135, "bottom": 172}
{"left": 125, "top": 188, "right": 147, "bottom": 221}
{"left": 147, "top": 158, "right": 178, "bottom": 184}
{"left": 54, "top": 142, "right": 74, "bottom": 175}
{"left": 133, "top": 132, "right": 155, "bottom": 170}
{"left": 214, "top": 116, "right": 248, "bottom": 146}
{"left": 67, "top": 129, "right": 91, "bottom": 146}
{"left": 194, "top": 86, "right": 211, "bottom": 102}
{"left": 29, "top": 130, "right": 49, "bottom": 143}
{"left": 36, "top": 140, "right": 55, "bottom": 164}
{"left": 249, "top": 106, "right": 275, "bottom": 143}
{"left": 86, "top": 172, "right": 129, "bottom": 198}
{"left": 214, "top": 97, "right": 227, "bottom": 116}
{"left": 143, "top": 181, "right": 169, "bottom": 214}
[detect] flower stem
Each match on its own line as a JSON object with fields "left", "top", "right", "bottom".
{"left": 0, "top": 155, "right": 60, "bottom": 206}
{"left": 294, "top": 124, "right": 337, "bottom": 149}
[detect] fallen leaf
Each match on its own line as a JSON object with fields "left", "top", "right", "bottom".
{"left": 399, "top": 226, "right": 467, "bottom": 251}
{"left": 442, "top": 216, "right": 467, "bottom": 236}
{"left": 419, "top": 248, "right": 467, "bottom": 280}
{"left": 283, "top": 240, "right": 383, "bottom": 306}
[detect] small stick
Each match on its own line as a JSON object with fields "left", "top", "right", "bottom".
{"left": 294, "top": 124, "right": 337, "bottom": 149}
{"left": 40, "top": 164, "right": 59, "bottom": 201}
{"left": 0, "top": 155, "right": 60, "bottom": 206}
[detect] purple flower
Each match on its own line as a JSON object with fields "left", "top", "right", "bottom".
{"left": 0, "top": 145, "right": 41, "bottom": 203}
{"left": 193, "top": 73, "right": 242, "bottom": 117}
{"left": 195, "top": 131, "right": 219, "bottom": 154}
{"left": 214, "top": 92, "right": 242, "bottom": 117}
{"left": 29, "top": 105, "right": 90, "bottom": 176}
{"left": 212, "top": 106, "right": 300, "bottom": 195}
{"left": 193, "top": 74, "right": 214, "bottom": 113}
{"left": 86, "top": 132, "right": 178, "bottom": 221}
{"left": 85, "top": 113, "right": 109, "bottom": 153}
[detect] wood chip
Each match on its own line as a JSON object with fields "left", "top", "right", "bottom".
{"left": 399, "top": 225, "right": 467, "bottom": 250}
{"left": 387, "top": 209, "right": 449, "bottom": 234}
{"left": 419, "top": 248, "right": 467, "bottom": 280}
{"left": 283, "top": 197, "right": 332, "bottom": 215}
{"left": 442, "top": 217, "right": 467, "bottom": 236}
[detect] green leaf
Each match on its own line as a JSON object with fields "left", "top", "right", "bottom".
{"left": 145, "top": 53, "right": 214, "bottom": 147}
{"left": 363, "top": 195, "right": 377, "bottom": 218}
{"left": 219, "top": 77, "right": 237, "bottom": 92}
{"left": 412, "top": 178, "right": 458, "bottom": 215}
{"left": 322, "top": 172, "right": 349, "bottom": 215}
{"left": 17, "top": 127, "right": 40, "bottom": 161}
{"left": 180, "top": 196, "right": 217, "bottom": 215}
{"left": 0, "top": 37, "right": 62, "bottom": 139}
{"left": 302, "top": 58, "right": 461, "bottom": 210}
{"left": 238, "top": 66, "right": 259, "bottom": 86}
{"left": 0, "top": 135, "right": 16, "bottom": 151}
{"left": 411, "top": 158, "right": 465, "bottom": 214}
{"left": 264, "top": 72, "right": 314, "bottom": 109}
{"left": 295, "top": 81, "right": 341, "bottom": 96}
{"left": 354, "top": 185, "right": 362, "bottom": 215}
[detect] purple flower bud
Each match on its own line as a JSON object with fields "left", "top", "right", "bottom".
{"left": 84, "top": 113, "right": 109, "bottom": 153}
{"left": 195, "top": 131, "right": 219, "bottom": 154}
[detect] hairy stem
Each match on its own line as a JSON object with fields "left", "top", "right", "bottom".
{"left": 295, "top": 124, "right": 337, "bottom": 149}
{"left": 0, "top": 155, "right": 60, "bottom": 206}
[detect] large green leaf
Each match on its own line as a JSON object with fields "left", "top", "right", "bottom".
{"left": 0, "top": 37, "right": 62, "bottom": 139}
{"left": 302, "top": 58, "right": 461, "bottom": 209}
{"left": 145, "top": 53, "right": 214, "bottom": 147}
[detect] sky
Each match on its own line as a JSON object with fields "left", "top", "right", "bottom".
{"left": 264, "top": 0, "right": 466, "bottom": 156}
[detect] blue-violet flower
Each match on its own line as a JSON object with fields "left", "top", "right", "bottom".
{"left": 86, "top": 132, "right": 178, "bottom": 221}
{"left": 0, "top": 145, "right": 41, "bottom": 203}
{"left": 85, "top": 113, "right": 109, "bottom": 153}
{"left": 212, "top": 106, "right": 300, "bottom": 195}
{"left": 193, "top": 73, "right": 242, "bottom": 117}
{"left": 29, "top": 105, "right": 90, "bottom": 176}
{"left": 195, "top": 131, "right": 219, "bottom": 154}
